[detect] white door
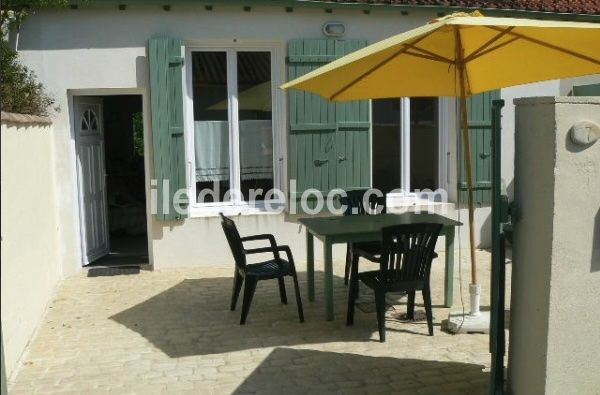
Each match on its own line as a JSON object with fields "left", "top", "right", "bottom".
{"left": 75, "top": 97, "right": 109, "bottom": 264}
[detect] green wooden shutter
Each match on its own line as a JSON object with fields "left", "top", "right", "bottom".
{"left": 287, "top": 39, "right": 370, "bottom": 203}
{"left": 149, "top": 37, "right": 187, "bottom": 221}
{"left": 458, "top": 90, "right": 500, "bottom": 205}
{"left": 572, "top": 83, "right": 600, "bottom": 96}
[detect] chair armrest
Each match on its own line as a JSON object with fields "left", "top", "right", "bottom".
{"left": 241, "top": 234, "right": 280, "bottom": 259}
{"left": 244, "top": 245, "right": 294, "bottom": 267}
{"left": 240, "top": 234, "right": 277, "bottom": 246}
{"left": 245, "top": 246, "right": 279, "bottom": 255}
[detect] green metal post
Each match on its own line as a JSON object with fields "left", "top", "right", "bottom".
{"left": 306, "top": 231, "right": 315, "bottom": 301}
{"left": 1, "top": 325, "right": 7, "bottom": 395}
{"left": 490, "top": 99, "right": 506, "bottom": 395}
{"left": 324, "top": 239, "right": 334, "bottom": 321}
{"left": 444, "top": 226, "right": 455, "bottom": 307}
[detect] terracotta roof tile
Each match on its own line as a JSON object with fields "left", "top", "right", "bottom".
{"left": 307, "top": 0, "right": 600, "bottom": 15}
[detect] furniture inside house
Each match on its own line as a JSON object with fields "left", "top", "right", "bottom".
{"left": 347, "top": 223, "right": 442, "bottom": 342}
{"left": 220, "top": 213, "right": 304, "bottom": 325}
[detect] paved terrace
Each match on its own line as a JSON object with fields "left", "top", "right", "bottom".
{"left": 9, "top": 250, "right": 509, "bottom": 394}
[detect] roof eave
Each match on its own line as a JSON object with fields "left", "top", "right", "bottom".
{"left": 67, "top": 1, "right": 600, "bottom": 22}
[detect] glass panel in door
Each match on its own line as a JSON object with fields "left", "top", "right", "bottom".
{"left": 372, "top": 98, "right": 401, "bottom": 194}
{"left": 192, "top": 51, "right": 230, "bottom": 203}
{"left": 236, "top": 51, "right": 274, "bottom": 202}
{"left": 410, "top": 97, "right": 438, "bottom": 191}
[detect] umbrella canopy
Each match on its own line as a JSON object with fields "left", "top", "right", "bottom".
{"left": 281, "top": 12, "right": 600, "bottom": 99}
{"left": 281, "top": 11, "right": 600, "bottom": 288}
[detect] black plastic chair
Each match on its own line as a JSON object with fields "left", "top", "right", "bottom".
{"left": 220, "top": 213, "right": 304, "bottom": 325}
{"left": 347, "top": 223, "right": 442, "bottom": 342}
{"left": 339, "top": 189, "right": 386, "bottom": 285}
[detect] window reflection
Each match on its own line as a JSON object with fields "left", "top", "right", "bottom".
{"left": 192, "top": 51, "right": 230, "bottom": 202}
{"left": 237, "top": 52, "right": 274, "bottom": 202}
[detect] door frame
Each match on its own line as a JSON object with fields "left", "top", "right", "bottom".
{"left": 68, "top": 88, "right": 153, "bottom": 268}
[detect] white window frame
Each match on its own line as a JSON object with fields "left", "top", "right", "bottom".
{"left": 184, "top": 40, "right": 285, "bottom": 217}
{"left": 377, "top": 97, "right": 451, "bottom": 206}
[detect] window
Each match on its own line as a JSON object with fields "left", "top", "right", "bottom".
{"left": 237, "top": 52, "right": 274, "bottom": 201}
{"left": 372, "top": 99, "right": 401, "bottom": 195}
{"left": 81, "top": 109, "right": 99, "bottom": 132}
{"left": 191, "top": 51, "right": 231, "bottom": 202}
{"left": 410, "top": 98, "right": 438, "bottom": 191}
{"left": 372, "top": 97, "right": 446, "bottom": 199}
{"left": 187, "top": 46, "right": 281, "bottom": 210}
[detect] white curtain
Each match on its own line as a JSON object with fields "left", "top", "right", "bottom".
{"left": 194, "top": 120, "right": 273, "bottom": 182}
{"left": 239, "top": 120, "right": 273, "bottom": 181}
{"left": 194, "top": 121, "right": 230, "bottom": 182}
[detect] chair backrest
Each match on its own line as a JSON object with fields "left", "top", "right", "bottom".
{"left": 379, "top": 223, "right": 442, "bottom": 283}
{"left": 339, "top": 189, "right": 387, "bottom": 216}
{"left": 219, "top": 213, "right": 246, "bottom": 269}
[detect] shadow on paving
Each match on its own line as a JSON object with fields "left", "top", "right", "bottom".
{"left": 234, "top": 348, "right": 489, "bottom": 394}
{"left": 111, "top": 273, "right": 383, "bottom": 357}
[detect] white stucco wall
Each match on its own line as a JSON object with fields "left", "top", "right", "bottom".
{"left": 500, "top": 76, "right": 600, "bottom": 201}
{"left": 509, "top": 97, "right": 600, "bottom": 394}
{"left": 14, "top": 5, "right": 600, "bottom": 272}
{"left": 1, "top": 121, "right": 62, "bottom": 380}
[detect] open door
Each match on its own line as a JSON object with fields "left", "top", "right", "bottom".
{"left": 74, "top": 97, "right": 110, "bottom": 264}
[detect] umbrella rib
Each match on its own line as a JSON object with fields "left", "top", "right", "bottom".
{"left": 485, "top": 26, "right": 600, "bottom": 66}
{"left": 404, "top": 50, "right": 454, "bottom": 64}
{"left": 403, "top": 43, "right": 454, "bottom": 64}
{"left": 463, "top": 27, "right": 515, "bottom": 63}
{"left": 329, "top": 29, "right": 438, "bottom": 100}
{"left": 329, "top": 46, "right": 412, "bottom": 100}
{"left": 466, "top": 36, "right": 520, "bottom": 63}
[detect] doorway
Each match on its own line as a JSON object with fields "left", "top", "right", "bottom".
{"left": 372, "top": 97, "right": 439, "bottom": 195}
{"left": 74, "top": 95, "right": 148, "bottom": 266}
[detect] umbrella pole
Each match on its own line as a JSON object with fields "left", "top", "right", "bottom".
{"left": 459, "top": 93, "right": 477, "bottom": 284}
{"left": 457, "top": 60, "right": 480, "bottom": 315}
{"left": 448, "top": 92, "right": 487, "bottom": 330}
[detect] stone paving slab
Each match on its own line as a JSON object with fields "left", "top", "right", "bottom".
{"left": 9, "top": 250, "right": 509, "bottom": 394}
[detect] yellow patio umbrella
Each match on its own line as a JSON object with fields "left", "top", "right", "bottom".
{"left": 281, "top": 11, "right": 600, "bottom": 301}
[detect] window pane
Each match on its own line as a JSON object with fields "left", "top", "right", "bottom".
{"left": 192, "top": 51, "right": 230, "bottom": 203}
{"left": 372, "top": 99, "right": 401, "bottom": 194}
{"left": 410, "top": 97, "right": 438, "bottom": 191}
{"left": 237, "top": 52, "right": 273, "bottom": 202}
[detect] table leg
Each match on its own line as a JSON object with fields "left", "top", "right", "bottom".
{"left": 306, "top": 231, "right": 315, "bottom": 302}
{"left": 324, "top": 239, "right": 334, "bottom": 321}
{"left": 444, "top": 226, "right": 455, "bottom": 307}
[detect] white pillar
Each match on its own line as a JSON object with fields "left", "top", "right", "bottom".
{"left": 509, "top": 97, "right": 600, "bottom": 395}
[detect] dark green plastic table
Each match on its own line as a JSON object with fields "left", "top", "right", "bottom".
{"left": 298, "top": 212, "right": 462, "bottom": 321}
